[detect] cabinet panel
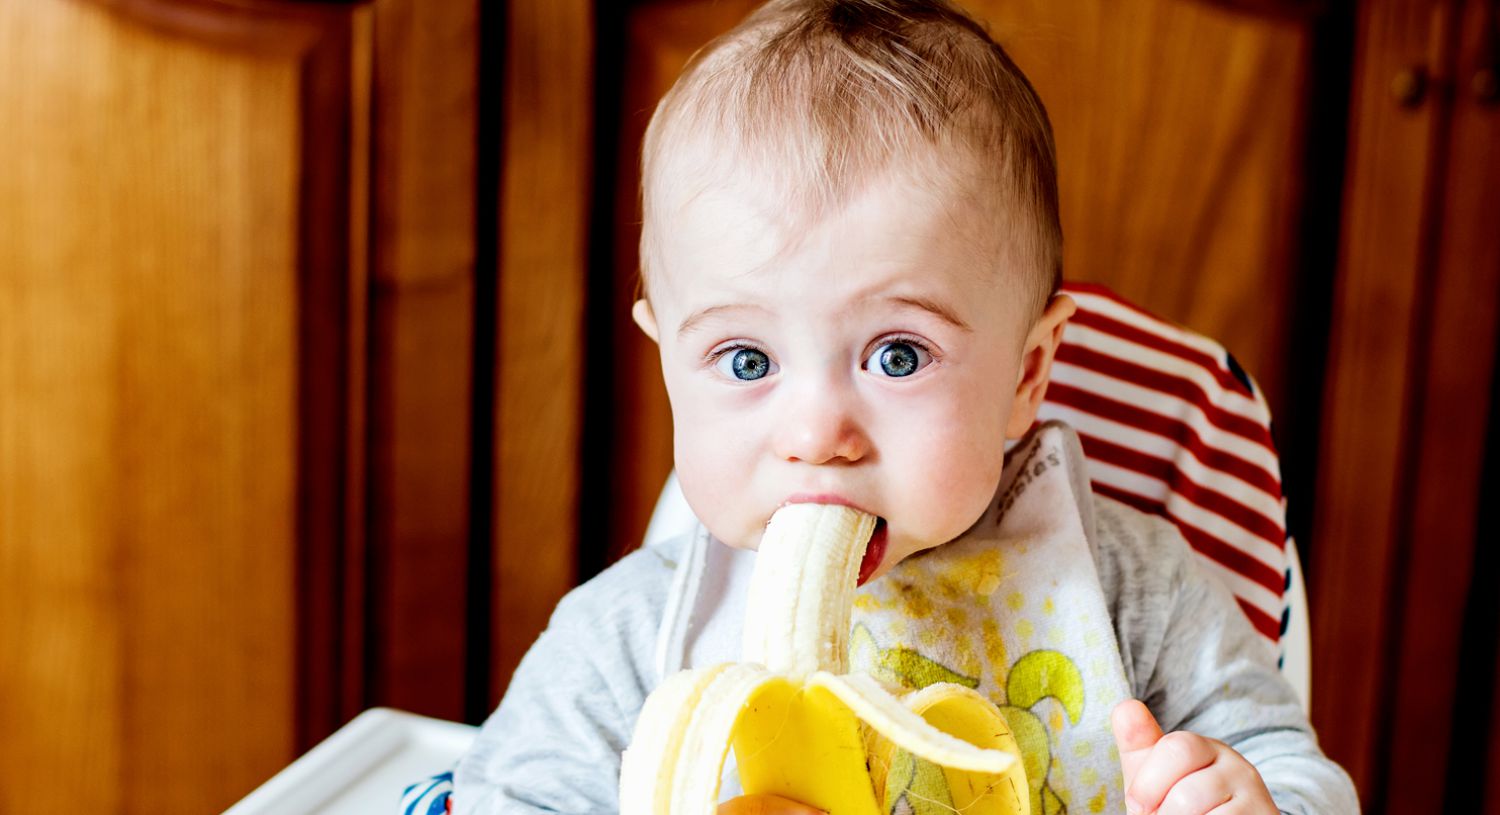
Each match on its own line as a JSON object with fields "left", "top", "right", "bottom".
{"left": 0, "top": 1, "right": 367, "bottom": 810}
{"left": 489, "top": 0, "right": 592, "bottom": 699}
{"left": 366, "top": 0, "right": 478, "bottom": 722}
{"left": 1376, "top": 0, "right": 1500, "bottom": 808}
{"left": 1309, "top": 0, "right": 1454, "bottom": 800}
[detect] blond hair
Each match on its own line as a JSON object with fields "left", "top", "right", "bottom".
{"left": 640, "top": 0, "right": 1061, "bottom": 315}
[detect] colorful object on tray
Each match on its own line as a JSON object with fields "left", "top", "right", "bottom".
{"left": 400, "top": 770, "right": 454, "bottom": 815}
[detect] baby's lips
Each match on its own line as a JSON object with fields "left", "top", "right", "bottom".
{"left": 856, "top": 517, "right": 888, "bottom": 586}
{"left": 779, "top": 493, "right": 867, "bottom": 512}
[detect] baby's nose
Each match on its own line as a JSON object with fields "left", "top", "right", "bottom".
{"left": 772, "top": 384, "right": 870, "bottom": 465}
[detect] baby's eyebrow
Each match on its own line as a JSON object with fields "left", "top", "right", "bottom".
{"left": 677, "top": 303, "right": 767, "bottom": 337}
{"left": 882, "top": 295, "right": 973, "bottom": 332}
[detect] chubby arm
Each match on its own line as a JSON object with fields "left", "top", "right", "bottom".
{"left": 455, "top": 622, "right": 637, "bottom": 815}
{"left": 1095, "top": 500, "right": 1359, "bottom": 814}
{"left": 453, "top": 546, "right": 677, "bottom": 815}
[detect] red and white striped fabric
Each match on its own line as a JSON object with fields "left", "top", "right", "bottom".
{"left": 1036, "top": 282, "right": 1290, "bottom": 644}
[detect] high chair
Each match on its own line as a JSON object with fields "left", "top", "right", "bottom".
{"left": 225, "top": 283, "right": 1310, "bottom": 814}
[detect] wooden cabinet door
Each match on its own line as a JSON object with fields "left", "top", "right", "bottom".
{"left": 0, "top": 1, "right": 352, "bottom": 808}
{"left": 1312, "top": 0, "right": 1500, "bottom": 808}
{"left": 0, "top": 0, "right": 479, "bottom": 809}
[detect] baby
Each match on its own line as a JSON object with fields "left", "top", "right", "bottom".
{"left": 455, "top": 1, "right": 1357, "bottom": 813}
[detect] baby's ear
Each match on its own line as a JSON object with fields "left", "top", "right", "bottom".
{"left": 1005, "top": 294, "right": 1076, "bottom": 439}
{"left": 632, "top": 298, "right": 661, "bottom": 344}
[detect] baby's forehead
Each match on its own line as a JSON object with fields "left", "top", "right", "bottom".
{"left": 653, "top": 138, "right": 1007, "bottom": 252}
{"left": 645, "top": 166, "right": 1036, "bottom": 338}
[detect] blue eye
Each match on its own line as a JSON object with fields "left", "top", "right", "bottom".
{"left": 716, "top": 347, "right": 775, "bottom": 381}
{"left": 866, "top": 341, "right": 930, "bottom": 378}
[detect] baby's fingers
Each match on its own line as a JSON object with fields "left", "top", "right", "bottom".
{"left": 1152, "top": 766, "right": 1235, "bottom": 815}
{"left": 1123, "top": 731, "right": 1218, "bottom": 814}
{"left": 1112, "top": 699, "right": 1164, "bottom": 786}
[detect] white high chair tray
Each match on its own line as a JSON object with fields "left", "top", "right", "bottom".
{"left": 224, "top": 707, "right": 477, "bottom": 815}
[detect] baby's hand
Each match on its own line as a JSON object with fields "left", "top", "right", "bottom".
{"left": 717, "top": 794, "right": 824, "bottom": 815}
{"left": 1111, "top": 700, "right": 1277, "bottom": 815}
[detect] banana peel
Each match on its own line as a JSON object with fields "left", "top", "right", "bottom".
{"left": 621, "top": 504, "right": 1028, "bottom": 815}
{"left": 868, "top": 684, "right": 1030, "bottom": 815}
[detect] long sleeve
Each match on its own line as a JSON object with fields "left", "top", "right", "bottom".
{"left": 1093, "top": 498, "right": 1360, "bottom": 814}
{"left": 453, "top": 541, "right": 681, "bottom": 815}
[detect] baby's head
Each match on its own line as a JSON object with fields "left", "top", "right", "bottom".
{"left": 632, "top": 0, "right": 1075, "bottom": 581}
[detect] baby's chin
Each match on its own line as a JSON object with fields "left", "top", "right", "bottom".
{"left": 704, "top": 522, "right": 763, "bottom": 554}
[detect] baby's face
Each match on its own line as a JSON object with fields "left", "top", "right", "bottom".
{"left": 636, "top": 166, "right": 1071, "bottom": 582}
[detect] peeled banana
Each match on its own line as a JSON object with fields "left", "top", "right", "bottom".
{"left": 620, "top": 504, "right": 1028, "bottom": 815}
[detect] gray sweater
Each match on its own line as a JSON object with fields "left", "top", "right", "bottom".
{"left": 454, "top": 495, "right": 1357, "bottom": 814}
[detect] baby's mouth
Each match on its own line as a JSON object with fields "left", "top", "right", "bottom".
{"left": 857, "top": 518, "right": 888, "bottom": 587}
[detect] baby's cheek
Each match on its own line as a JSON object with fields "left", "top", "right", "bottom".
{"left": 673, "top": 424, "right": 761, "bottom": 547}
{"left": 907, "top": 428, "right": 1004, "bottom": 534}
{"left": 925, "top": 467, "right": 997, "bottom": 536}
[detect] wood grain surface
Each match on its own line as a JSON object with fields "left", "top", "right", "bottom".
{"left": 1378, "top": 0, "right": 1500, "bottom": 807}
{"left": 1309, "top": 0, "right": 1451, "bottom": 799}
{"left": 365, "top": 0, "right": 478, "bottom": 722}
{"left": 0, "top": 2, "right": 304, "bottom": 810}
{"left": 491, "top": 0, "right": 593, "bottom": 699}
{"left": 0, "top": 0, "right": 382, "bottom": 809}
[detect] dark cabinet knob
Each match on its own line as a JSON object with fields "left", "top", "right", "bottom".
{"left": 1391, "top": 66, "right": 1428, "bottom": 108}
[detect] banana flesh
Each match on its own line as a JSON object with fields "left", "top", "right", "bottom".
{"left": 621, "top": 504, "right": 1026, "bottom": 815}
{"left": 742, "top": 503, "right": 872, "bottom": 677}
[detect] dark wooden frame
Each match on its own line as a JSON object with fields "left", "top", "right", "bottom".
{"left": 488, "top": 0, "right": 593, "bottom": 703}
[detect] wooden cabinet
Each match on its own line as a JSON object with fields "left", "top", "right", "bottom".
{"left": 1311, "top": 0, "right": 1500, "bottom": 809}
{"left": 0, "top": 0, "right": 477, "bottom": 810}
